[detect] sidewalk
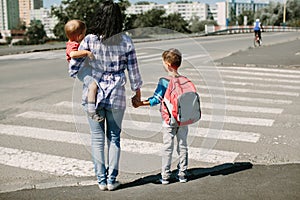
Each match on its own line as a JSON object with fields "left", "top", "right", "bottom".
{"left": 0, "top": 163, "right": 299, "bottom": 200}
{"left": 215, "top": 39, "right": 300, "bottom": 68}
{"left": 0, "top": 43, "right": 65, "bottom": 56}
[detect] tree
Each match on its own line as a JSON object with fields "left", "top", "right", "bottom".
{"left": 163, "top": 13, "right": 190, "bottom": 33}
{"left": 133, "top": 9, "right": 166, "bottom": 28}
{"left": 51, "top": 0, "right": 131, "bottom": 40}
{"left": 130, "top": 8, "right": 191, "bottom": 33}
{"left": 25, "top": 19, "right": 47, "bottom": 44}
{"left": 189, "top": 17, "right": 217, "bottom": 33}
{"left": 286, "top": 0, "right": 300, "bottom": 26}
{"left": 255, "top": 0, "right": 300, "bottom": 26}
{"left": 237, "top": 10, "right": 254, "bottom": 25}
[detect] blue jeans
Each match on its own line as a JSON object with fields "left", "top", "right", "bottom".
{"left": 87, "top": 106, "right": 125, "bottom": 185}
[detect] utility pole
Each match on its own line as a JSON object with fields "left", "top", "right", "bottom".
{"left": 226, "top": 0, "right": 229, "bottom": 27}
{"left": 283, "top": 0, "right": 287, "bottom": 27}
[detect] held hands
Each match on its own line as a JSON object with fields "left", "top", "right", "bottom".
{"left": 131, "top": 89, "right": 142, "bottom": 108}
{"left": 131, "top": 97, "right": 143, "bottom": 108}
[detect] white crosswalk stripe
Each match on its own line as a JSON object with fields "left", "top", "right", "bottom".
{"left": 216, "top": 66, "right": 300, "bottom": 75}
{"left": 0, "top": 124, "right": 239, "bottom": 168}
{"left": 16, "top": 110, "right": 275, "bottom": 127}
{"left": 186, "top": 68, "right": 300, "bottom": 84}
{"left": 12, "top": 111, "right": 261, "bottom": 143}
{"left": 140, "top": 87, "right": 293, "bottom": 105}
{"left": 0, "top": 146, "right": 94, "bottom": 177}
{"left": 56, "top": 100, "right": 283, "bottom": 114}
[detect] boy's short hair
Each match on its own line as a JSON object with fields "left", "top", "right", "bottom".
{"left": 64, "top": 20, "right": 86, "bottom": 40}
{"left": 162, "top": 48, "right": 182, "bottom": 69}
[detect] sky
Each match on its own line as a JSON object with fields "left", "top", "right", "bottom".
{"left": 43, "top": 0, "right": 282, "bottom": 8}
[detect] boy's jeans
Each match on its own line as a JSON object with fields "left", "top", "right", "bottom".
{"left": 161, "top": 125, "right": 188, "bottom": 179}
{"left": 87, "top": 107, "right": 125, "bottom": 185}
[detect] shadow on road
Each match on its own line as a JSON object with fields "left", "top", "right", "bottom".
{"left": 119, "top": 162, "right": 253, "bottom": 190}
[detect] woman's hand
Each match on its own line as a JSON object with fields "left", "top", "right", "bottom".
{"left": 131, "top": 98, "right": 142, "bottom": 108}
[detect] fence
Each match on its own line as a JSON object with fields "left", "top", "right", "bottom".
{"left": 205, "top": 25, "right": 300, "bottom": 35}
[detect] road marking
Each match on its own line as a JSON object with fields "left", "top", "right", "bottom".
{"left": 132, "top": 102, "right": 282, "bottom": 114}
{"left": 17, "top": 110, "right": 274, "bottom": 127}
{"left": 143, "top": 78, "right": 298, "bottom": 96}
{"left": 0, "top": 124, "right": 239, "bottom": 164}
{"left": 185, "top": 76, "right": 300, "bottom": 90}
{"left": 121, "top": 121, "right": 261, "bottom": 143}
{"left": 216, "top": 66, "right": 300, "bottom": 75}
{"left": 0, "top": 146, "right": 94, "bottom": 177}
{"left": 0, "top": 52, "right": 65, "bottom": 60}
{"left": 219, "top": 80, "right": 300, "bottom": 90}
{"left": 194, "top": 85, "right": 299, "bottom": 97}
{"left": 184, "top": 54, "right": 208, "bottom": 60}
{"left": 125, "top": 108, "right": 274, "bottom": 127}
{"left": 56, "top": 100, "right": 282, "bottom": 114}
{"left": 56, "top": 102, "right": 262, "bottom": 143}
{"left": 222, "top": 74, "right": 300, "bottom": 84}
{"left": 202, "top": 102, "right": 283, "bottom": 114}
{"left": 140, "top": 88, "right": 292, "bottom": 104}
{"left": 13, "top": 111, "right": 261, "bottom": 142}
{"left": 137, "top": 53, "right": 208, "bottom": 62}
{"left": 186, "top": 68, "right": 300, "bottom": 84}
{"left": 137, "top": 53, "right": 162, "bottom": 59}
{"left": 220, "top": 69, "right": 300, "bottom": 79}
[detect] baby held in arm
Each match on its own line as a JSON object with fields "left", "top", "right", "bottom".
{"left": 65, "top": 19, "right": 103, "bottom": 122}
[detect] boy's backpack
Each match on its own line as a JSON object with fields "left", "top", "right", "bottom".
{"left": 161, "top": 75, "right": 201, "bottom": 126}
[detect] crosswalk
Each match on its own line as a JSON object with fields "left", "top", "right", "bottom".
{"left": 1, "top": 52, "right": 300, "bottom": 189}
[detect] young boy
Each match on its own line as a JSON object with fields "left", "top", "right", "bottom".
{"left": 65, "top": 19, "right": 103, "bottom": 122}
{"left": 132, "top": 48, "right": 189, "bottom": 184}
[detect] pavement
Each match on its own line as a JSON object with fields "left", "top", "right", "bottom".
{"left": 215, "top": 38, "right": 300, "bottom": 68}
{"left": 0, "top": 163, "right": 299, "bottom": 200}
{"left": 0, "top": 38, "right": 300, "bottom": 200}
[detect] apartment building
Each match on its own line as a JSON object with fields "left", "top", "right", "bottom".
{"left": 127, "top": 1, "right": 269, "bottom": 27}
{"left": 30, "top": 8, "right": 58, "bottom": 38}
{"left": 165, "top": 2, "right": 208, "bottom": 21}
{"left": 19, "top": 0, "right": 43, "bottom": 26}
{"left": 126, "top": 2, "right": 208, "bottom": 22}
{"left": 0, "top": 0, "right": 20, "bottom": 30}
{"left": 229, "top": 0, "right": 269, "bottom": 17}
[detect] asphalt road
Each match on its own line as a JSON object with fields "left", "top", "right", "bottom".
{"left": 0, "top": 32, "right": 299, "bottom": 199}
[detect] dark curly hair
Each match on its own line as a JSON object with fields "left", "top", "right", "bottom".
{"left": 89, "top": 0, "right": 123, "bottom": 45}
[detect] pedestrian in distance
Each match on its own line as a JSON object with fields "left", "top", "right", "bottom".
{"left": 132, "top": 48, "right": 201, "bottom": 185}
{"left": 65, "top": 19, "right": 104, "bottom": 122}
{"left": 69, "top": 1, "right": 143, "bottom": 191}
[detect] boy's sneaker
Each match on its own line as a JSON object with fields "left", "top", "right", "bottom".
{"left": 98, "top": 184, "right": 107, "bottom": 191}
{"left": 160, "top": 178, "right": 170, "bottom": 185}
{"left": 107, "top": 181, "right": 120, "bottom": 191}
{"left": 177, "top": 175, "right": 187, "bottom": 183}
{"left": 88, "top": 112, "right": 104, "bottom": 122}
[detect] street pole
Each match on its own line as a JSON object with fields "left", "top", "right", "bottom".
{"left": 283, "top": 0, "right": 286, "bottom": 27}
{"left": 226, "top": 0, "right": 229, "bottom": 27}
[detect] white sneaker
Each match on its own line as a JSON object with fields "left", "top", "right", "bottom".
{"left": 107, "top": 181, "right": 120, "bottom": 191}
{"left": 160, "top": 178, "right": 170, "bottom": 185}
{"left": 98, "top": 184, "right": 107, "bottom": 191}
{"left": 178, "top": 175, "right": 187, "bottom": 183}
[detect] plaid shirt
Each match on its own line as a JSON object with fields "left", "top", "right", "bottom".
{"left": 69, "top": 34, "right": 143, "bottom": 109}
